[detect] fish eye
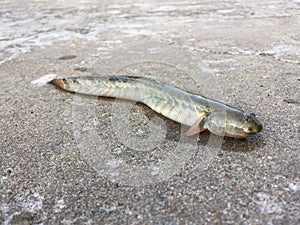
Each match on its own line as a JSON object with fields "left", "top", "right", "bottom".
{"left": 243, "top": 113, "right": 252, "bottom": 122}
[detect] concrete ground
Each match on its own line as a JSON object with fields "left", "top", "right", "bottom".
{"left": 0, "top": 0, "right": 299, "bottom": 224}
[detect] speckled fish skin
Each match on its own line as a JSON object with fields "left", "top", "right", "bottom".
{"left": 50, "top": 76, "right": 263, "bottom": 138}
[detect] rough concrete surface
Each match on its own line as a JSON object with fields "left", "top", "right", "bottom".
{"left": 0, "top": 0, "right": 299, "bottom": 224}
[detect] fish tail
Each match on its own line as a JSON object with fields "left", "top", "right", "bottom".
{"left": 50, "top": 78, "right": 66, "bottom": 89}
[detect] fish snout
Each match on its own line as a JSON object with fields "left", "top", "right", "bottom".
{"left": 247, "top": 118, "right": 263, "bottom": 135}
{"left": 256, "top": 123, "right": 263, "bottom": 133}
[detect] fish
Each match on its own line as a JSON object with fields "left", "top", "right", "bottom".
{"left": 49, "top": 75, "right": 263, "bottom": 138}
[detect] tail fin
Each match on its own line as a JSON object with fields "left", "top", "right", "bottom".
{"left": 50, "top": 78, "right": 66, "bottom": 89}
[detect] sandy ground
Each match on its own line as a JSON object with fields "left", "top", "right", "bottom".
{"left": 0, "top": 0, "right": 299, "bottom": 224}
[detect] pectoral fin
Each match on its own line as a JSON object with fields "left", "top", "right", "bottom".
{"left": 185, "top": 113, "right": 208, "bottom": 136}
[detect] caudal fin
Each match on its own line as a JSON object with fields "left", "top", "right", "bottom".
{"left": 50, "top": 78, "right": 66, "bottom": 89}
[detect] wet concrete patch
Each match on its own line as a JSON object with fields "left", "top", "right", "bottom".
{"left": 0, "top": 0, "right": 299, "bottom": 224}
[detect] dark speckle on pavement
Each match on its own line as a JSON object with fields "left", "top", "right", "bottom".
{"left": 58, "top": 55, "right": 77, "bottom": 60}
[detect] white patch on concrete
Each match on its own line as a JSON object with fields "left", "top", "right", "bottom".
{"left": 266, "top": 44, "right": 299, "bottom": 55}
{"left": 198, "top": 62, "right": 219, "bottom": 74}
{"left": 289, "top": 181, "right": 300, "bottom": 192}
{"left": 0, "top": 202, "right": 16, "bottom": 225}
{"left": 202, "top": 59, "right": 237, "bottom": 64}
{"left": 100, "top": 204, "right": 117, "bottom": 213}
{"left": 0, "top": 175, "right": 7, "bottom": 183}
{"left": 0, "top": 190, "right": 44, "bottom": 225}
{"left": 16, "top": 191, "right": 44, "bottom": 213}
{"left": 53, "top": 198, "right": 66, "bottom": 213}
{"left": 31, "top": 74, "right": 61, "bottom": 86}
{"left": 149, "top": 165, "right": 159, "bottom": 175}
{"left": 254, "top": 192, "right": 282, "bottom": 215}
{"left": 106, "top": 159, "right": 123, "bottom": 167}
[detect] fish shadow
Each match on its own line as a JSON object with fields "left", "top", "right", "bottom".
{"left": 220, "top": 133, "right": 266, "bottom": 153}
{"left": 56, "top": 90, "right": 266, "bottom": 153}
{"left": 193, "top": 129, "right": 266, "bottom": 153}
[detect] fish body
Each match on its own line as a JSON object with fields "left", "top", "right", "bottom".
{"left": 50, "top": 76, "right": 262, "bottom": 138}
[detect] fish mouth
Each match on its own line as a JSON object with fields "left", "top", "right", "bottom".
{"left": 246, "top": 123, "right": 263, "bottom": 135}
{"left": 226, "top": 124, "right": 263, "bottom": 139}
{"left": 256, "top": 123, "right": 263, "bottom": 133}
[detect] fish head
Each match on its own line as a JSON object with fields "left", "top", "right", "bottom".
{"left": 205, "top": 109, "right": 263, "bottom": 138}
{"left": 225, "top": 111, "right": 263, "bottom": 138}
